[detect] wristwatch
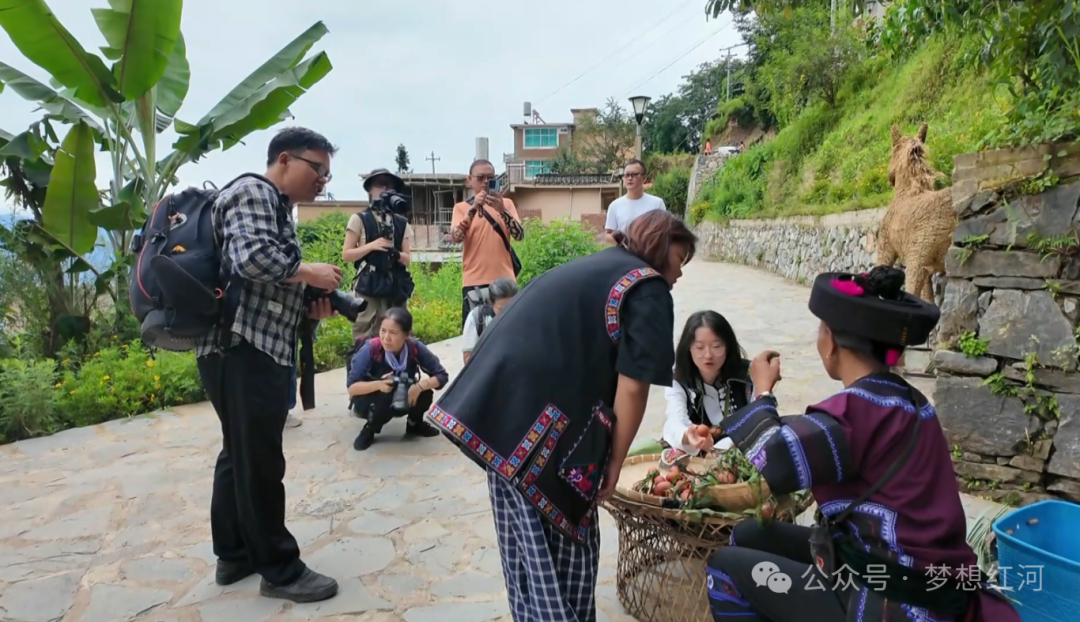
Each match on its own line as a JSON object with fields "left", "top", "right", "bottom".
{"left": 756, "top": 391, "right": 775, "bottom": 401}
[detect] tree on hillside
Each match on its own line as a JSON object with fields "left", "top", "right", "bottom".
{"left": 570, "top": 99, "right": 636, "bottom": 174}
{"left": 395, "top": 144, "right": 411, "bottom": 173}
{"left": 642, "top": 59, "right": 739, "bottom": 153}
{"left": 705, "top": 0, "right": 869, "bottom": 19}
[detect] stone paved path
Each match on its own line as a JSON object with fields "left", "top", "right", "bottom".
{"left": 0, "top": 261, "right": 977, "bottom": 622}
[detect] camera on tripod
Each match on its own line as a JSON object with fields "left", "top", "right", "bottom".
{"left": 303, "top": 286, "right": 367, "bottom": 323}
{"left": 389, "top": 371, "right": 413, "bottom": 411}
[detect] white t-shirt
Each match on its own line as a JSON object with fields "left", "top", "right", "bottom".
{"left": 604, "top": 193, "right": 667, "bottom": 233}
{"left": 662, "top": 380, "right": 736, "bottom": 454}
{"left": 460, "top": 307, "right": 492, "bottom": 353}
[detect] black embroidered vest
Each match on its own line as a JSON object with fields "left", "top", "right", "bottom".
{"left": 427, "top": 246, "right": 666, "bottom": 542}
{"left": 683, "top": 360, "right": 753, "bottom": 426}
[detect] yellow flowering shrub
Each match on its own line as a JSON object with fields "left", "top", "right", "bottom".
{"left": 56, "top": 343, "right": 203, "bottom": 427}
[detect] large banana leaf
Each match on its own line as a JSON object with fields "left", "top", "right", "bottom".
{"left": 213, "top": 52, "right": 333, "bottom": 150}
{"left": 156, "top": 31, "right": 189, "bottom": 120}
{"left": 172, "top": 21, "right": 331, "bottom": 159}
{"left": 0, "top": 61, "right": 105, "bottom": 133}
{"left": 42, "top": 120, "right": 98, "bottom": 255}
{"left": 91, "top": 0, "right": 182, "bottom": 100}
{"left": 0, "top": 0, "right": 122, "bottom": 107}
{"left": 195, "top": 21, "right": 328, "bottom": 126}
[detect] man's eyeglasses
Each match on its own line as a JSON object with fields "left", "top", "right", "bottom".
{"left": 292, "top": 154, "right": 332, "bottom": 182}
{"left": 623, "top": 171, "right": 643, "bottom": 179}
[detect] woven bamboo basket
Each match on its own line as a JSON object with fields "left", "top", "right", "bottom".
{"left": 602, "top": 453, "right": 798, "bottom": 622}
{"left": 615, "top": 454, "right": 771, "bottom": 513}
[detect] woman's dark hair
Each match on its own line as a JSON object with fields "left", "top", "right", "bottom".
{"left": 613, "top": 210, "right": 697, "bottom": 275}
{"left": 831, "top": 265, "right": 907, "bottom": 365}
{"left": 674, "top": 311, "right": 746, "bottom": 387}
{"left": 379, "top": 307, "right": 413, "bottom": 334}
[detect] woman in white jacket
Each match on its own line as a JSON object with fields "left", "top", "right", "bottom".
{"left": 662, "top": 310, "right": 753, "bottom": 459}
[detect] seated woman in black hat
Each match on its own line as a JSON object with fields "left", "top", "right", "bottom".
{"left": 705, "top": 266, "right": 1020, "bottom": 622}
{"left": 428, "top": 209, "right": 696, "bottom": 622}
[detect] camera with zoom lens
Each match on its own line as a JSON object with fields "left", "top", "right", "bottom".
{"left": 303, "top": 286, "right": 368, "bottom": 323}
{"left": 371, "top": 189, "right": 410, "bottom": 219}
{"left": 389, "top": 371, "right": 413, "bottom": 411}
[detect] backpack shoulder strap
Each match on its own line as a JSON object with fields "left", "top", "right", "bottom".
{"left": 367, "top": 337, "right": 384, "bottom": 359}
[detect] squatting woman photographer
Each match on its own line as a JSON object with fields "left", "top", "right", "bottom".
{"left": 346, "top": 307, "right": 448, "bottom": 451}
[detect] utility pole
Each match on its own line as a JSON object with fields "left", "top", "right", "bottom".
{"left": 726, "top": 48, "right": 732, "bottom": 101}
{"left": 831, "top": 0, "right": 837, "bottom": 33}
{"left": 717, "top": 43, "right": 747, "bottom": 102}
{"left": 426, "top": 150, "right": 440, "bottom": 175}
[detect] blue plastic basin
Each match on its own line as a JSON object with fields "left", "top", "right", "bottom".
{"left": 992, "top": 499, "right": 1080, "bottom": 622}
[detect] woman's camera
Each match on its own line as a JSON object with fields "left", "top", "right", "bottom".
{"left": 303, "top": 286, "right": 367, "bottom": 323}
{"left": 389, "top": 371, "right": 413, "bottom": 411}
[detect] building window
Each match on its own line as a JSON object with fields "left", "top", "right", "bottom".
{"left": 523, "top": 127, "right": 558, "bottom": 148}
{"left": 524, "top": 160, "right": 550, "bottom": 178}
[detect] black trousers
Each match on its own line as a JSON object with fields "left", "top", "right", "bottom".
{"left": 707, "top": 519, "right": 847, "bottom": 622}
{"left": 197, "top": 340, "right": 306, "bottom": 586}
{"left": 356, "top": 388, "right": 434, "bottom": 432}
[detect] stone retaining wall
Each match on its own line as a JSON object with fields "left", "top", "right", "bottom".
{"left": 693, "top": 208, "right": 885, "bottom": 285}
{"left": 934, "top": 156, "right": 1080, "bottom": 506}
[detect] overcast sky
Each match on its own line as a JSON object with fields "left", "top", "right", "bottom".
{"left": 0, "top": 0, "right": 742, "bottom": 210}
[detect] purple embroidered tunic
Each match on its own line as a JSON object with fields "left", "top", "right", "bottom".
{"left": 724, "top": 373, "right": 1020, "bottom": 622}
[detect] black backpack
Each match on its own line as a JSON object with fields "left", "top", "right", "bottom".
{"left": 475, "top": 303, "right": 496, "bottom": 338}
{"left": 129, "top": 174, "right": 267, "bottom": 351}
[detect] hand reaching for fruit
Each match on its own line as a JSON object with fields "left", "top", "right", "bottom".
{"left": 683, "top": 424, "right": 713, "bottom": 452}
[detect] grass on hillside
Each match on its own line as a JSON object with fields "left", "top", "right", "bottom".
{"left": 694, "top": 35, "right": 1005, "bottom": 221}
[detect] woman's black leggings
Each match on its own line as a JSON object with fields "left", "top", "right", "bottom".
{"left": 356, "top": 389, "right": 434, "bottom": 432}
{"left": 707, "top": 519, "right": 847, "bottom": 622}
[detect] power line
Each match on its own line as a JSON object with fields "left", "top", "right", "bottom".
{"left": 534, "top": 0, "right": 697, "bottom": 105}
{"left": 620, "top": 22, "right": 732, "bottom": 98}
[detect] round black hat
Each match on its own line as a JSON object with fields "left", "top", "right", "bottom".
{"left": 808, "top": 270, "right": 940, "bottom": 347}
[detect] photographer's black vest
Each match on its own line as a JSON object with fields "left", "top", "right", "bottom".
{"left": 428, "top": 246, "right": 669, "bottom": 543}
{"left": 353, "top": 210, "right": 407, "bottom": 299}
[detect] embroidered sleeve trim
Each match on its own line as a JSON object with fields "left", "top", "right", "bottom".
{"left": 605, "top": 267, "right": 661, "bottom": 342}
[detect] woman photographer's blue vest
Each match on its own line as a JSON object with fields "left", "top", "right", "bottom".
{"left": 427, "top": 246, "right": 666, "bottom": 543}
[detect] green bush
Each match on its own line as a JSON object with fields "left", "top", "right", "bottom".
{"left": 56, "top": 343, "right": 204, "bottom": 428}
{"left": 512, "top": 218, "right": 602, "bottom": 286}
{"left": 650, "top": 167, "right": 692, "bottom": 217}
{"left": 0, "top": 358, "right": 61, "bottom": 443}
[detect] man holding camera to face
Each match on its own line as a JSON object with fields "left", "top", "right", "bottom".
{"left": 450, "top": 159, "right": 524, "bottom": 328}
{"left": 343, "top": 168, "right": 415, "bottom": 340}
{"left": 194, "top": 127, "right": 346, "bottom": 604}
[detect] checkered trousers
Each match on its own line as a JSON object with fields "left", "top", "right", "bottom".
{"left": 487, "top": 469, "right": 600, "bottom": 622}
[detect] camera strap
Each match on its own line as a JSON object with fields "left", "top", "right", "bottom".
{"left": 468, "top": 197, "right": 522, "bottom": 276}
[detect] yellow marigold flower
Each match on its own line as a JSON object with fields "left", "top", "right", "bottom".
{"left": 54, "top": 382, "right": 62, "bottom": 388}
{"left": 154, "top": 375, "right": 160, "bottom": 381}
{"left": 102, "top": 374, "right": 110, "bottom": 381}
{"left": 146, "top": 359, "right": 154, "bottom": 368}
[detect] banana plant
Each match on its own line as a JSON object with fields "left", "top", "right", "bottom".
{"left": 0, "top": 0, "right": 333, "bottom": 253}
{"left": 1, "top": 119, "right": 114, "bottom": 356}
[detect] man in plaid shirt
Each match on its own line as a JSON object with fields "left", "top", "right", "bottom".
{"left": 196, "top": 127, "right": 343, "bottom": 603}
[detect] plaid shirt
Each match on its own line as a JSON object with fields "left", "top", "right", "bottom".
{"left": 195, "top": 176, "right": 304, "bottom": 367}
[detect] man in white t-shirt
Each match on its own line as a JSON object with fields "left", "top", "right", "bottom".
{"left": 604, "top": 158, "right": 667, "bottom": 245}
